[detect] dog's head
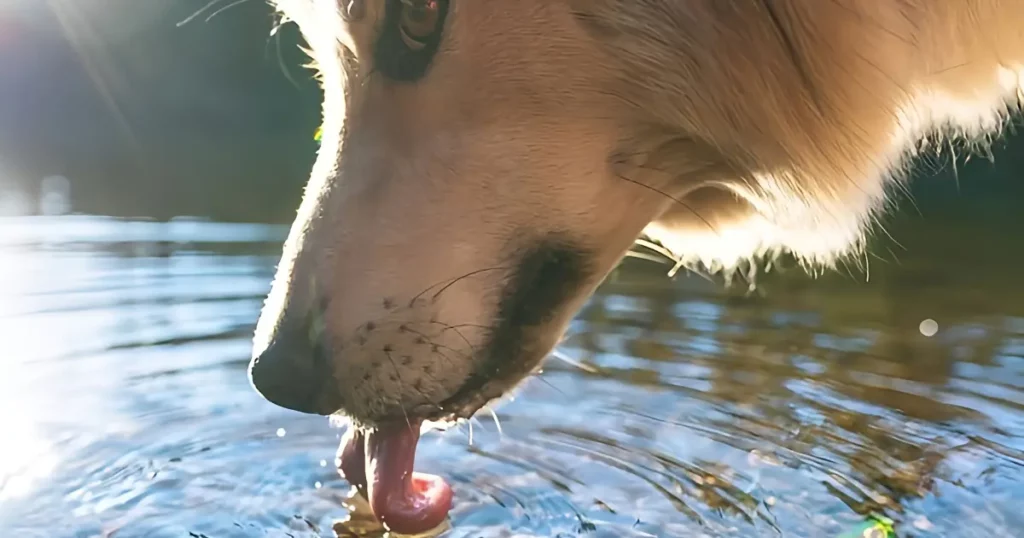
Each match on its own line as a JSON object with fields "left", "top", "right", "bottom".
{"left": 249, "top": 0, "right": 707, "bottom": 425}
{"left": 247, "top": 0, "right": 898, "bottom": 531}
{"left": 249, "top": 4, "right": 700, "bottom": 528}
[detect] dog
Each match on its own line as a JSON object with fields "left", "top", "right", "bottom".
{"left": 246, "top": 0, "right": 1024, "bottom": 533}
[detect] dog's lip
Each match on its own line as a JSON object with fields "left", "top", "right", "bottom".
{"left": 338, "top": 421, "right": 453, "bottom": 534}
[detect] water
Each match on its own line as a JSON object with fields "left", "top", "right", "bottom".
{"left": 0, "top": 215, "right": 1020, "bottom": 538}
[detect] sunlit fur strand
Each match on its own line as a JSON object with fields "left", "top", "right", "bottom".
{"left": 583, "top": 0, "right": 1024, "bottom": 277}
{"left": 253, "top": 0, "right": 353, "bottom": 357}
{"left": 273, "top": 0, "right": 1024, "bottom": 280}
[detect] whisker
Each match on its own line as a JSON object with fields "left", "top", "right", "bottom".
{"left": 549, "top": 349, "right": 600, "bottom": 374}
{"left": 419, "top": 321, "right": 480, "bottom": 354}
{"left": 487, "top": 407, "right": 504, "bottom": 438}
{"left": 612, "top": 171, "right": 720, "bottom": 237}
{"left": 430, "top": 322, "right": 493, "bottom": 332}
{"left": 403, "top": 326, "right": 472, "bottom": 358}
{"left": 625, "top": 250, "right": 672, "bottom": 264}
{"left": 178, "top": 0, "right": 224, "bottom": 26}
{"left": 384, "top": 351, "right": 413, "bottom": 431}
{"left": 430, "top": 266, "right": 509, "bottom": 302}
{"left": 534, "top": 374, "right": 568, "bottom": 397}
{"left": 267, "top": 17, "right": 302, "bottom": 91}
{"left": 634, "top": 238, "right": 680, "bottom": 263}
{"left": 201, "top": 0, "right": 253, "bottom": 23}
{"left": 429, "top": 347, "right": 460, "bottom": 371}
{"left": 408, "top": 266, "right": 507, "bottom": 307}
{"left": 177, "top": 0, "right": 253, "bottom": 27}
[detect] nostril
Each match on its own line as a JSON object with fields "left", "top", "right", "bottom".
{"left": 248, "top": 334, "right": 341, "bottom": 416}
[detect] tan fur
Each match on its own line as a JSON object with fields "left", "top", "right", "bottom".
{"left": 593, "top": 0, "right": 1024, "bottom": 270}
{"left": 253, "top": 0, "right": 1024, "bottom": 425}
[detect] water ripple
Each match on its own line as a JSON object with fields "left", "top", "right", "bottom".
{"left": 0, "top": 216, "right": 1022, "bottom": 537}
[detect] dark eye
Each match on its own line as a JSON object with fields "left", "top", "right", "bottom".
{"left": 375, "top": 0, "right": 450, "bottom": 82}
{"left": 399, "top": 0, "right": 442, "bottom": 49}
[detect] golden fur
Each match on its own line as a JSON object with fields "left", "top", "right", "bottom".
{"left": 251, "top": 0, "right": 1024, "bottom": 425}
{"left": 595, "top": 0, "right": 1024, "bottom": 271}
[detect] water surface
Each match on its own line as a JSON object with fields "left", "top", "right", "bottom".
{"left": 0, "top": 215, "right": 1021, "bottom": 537}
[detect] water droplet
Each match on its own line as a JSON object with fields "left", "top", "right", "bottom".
{"left": 276, "top": 428, "right": 286, "bottom": 437}
{"left": 320, "top": 460, "right": 328, "bottom": 467}
{"left": 919, "top": 319, "right": 938, "bottom": 337}
{"left": 315, "top": 481, "right": 322, "bottom": 489}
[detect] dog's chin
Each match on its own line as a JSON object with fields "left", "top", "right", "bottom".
{"left": 436, "top": 379, "right": 525, "bottom": 422}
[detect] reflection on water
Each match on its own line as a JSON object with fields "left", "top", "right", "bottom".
{"left": 0, "top": 216, "right": 1020, "bottom": 538}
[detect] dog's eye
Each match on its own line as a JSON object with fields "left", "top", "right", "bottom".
{"left": 399, "top": 0, "right": 442, "bottom": 50}
{"left": 375, "top": 0, "right": 449, "bottom": 82}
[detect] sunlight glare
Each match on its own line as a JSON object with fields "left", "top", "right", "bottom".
{"left": 0, "top": 232, "right": 62, "bottom": 501}
{"left": 0, "top": 413, "right": 58, "bottom": 501}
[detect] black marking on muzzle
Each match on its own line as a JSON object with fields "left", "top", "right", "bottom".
{"left": 441, "top": 235, "right": 594, "bottom": 409}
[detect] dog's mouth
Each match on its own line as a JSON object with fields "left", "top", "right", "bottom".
{"left": 337, "top": 420, "right": 453, "bottom": 534}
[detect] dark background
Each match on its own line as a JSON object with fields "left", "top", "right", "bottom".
{"left": 0, "top": 0, "right": 319, "bottom": 222}
{"left": 1, "top": 0, "right": 1022, "bottom": 227}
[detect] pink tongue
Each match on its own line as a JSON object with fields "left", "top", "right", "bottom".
{"left": 338, "top": 421, "right": 453, "bottom": 534}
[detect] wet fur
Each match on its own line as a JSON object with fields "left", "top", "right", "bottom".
{"left": 258, "top": 0, "right": 1024, "bottom": 423}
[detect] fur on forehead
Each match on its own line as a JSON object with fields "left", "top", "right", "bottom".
{"left": 270, "top": 0, "right": 1022, "bottom": 278}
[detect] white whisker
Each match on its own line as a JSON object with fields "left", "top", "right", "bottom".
{"left": 487, "top": 407, "right": 504, "bottom": 438}
{"left": 624, "top": 250, "right": 671, "bottom": 264}
{"left": 634, "top": 238, "right": 680, "bottom": 262}
{"left": 550, "top": 349, "right": 599, "bottom": 374}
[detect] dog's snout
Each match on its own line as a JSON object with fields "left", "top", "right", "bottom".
{"left": 248, "top": 326, "right": 341, "bottom": 416}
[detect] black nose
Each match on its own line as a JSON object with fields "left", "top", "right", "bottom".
{"left": 248, "top": 329, "right": 342, "bottom": 415}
